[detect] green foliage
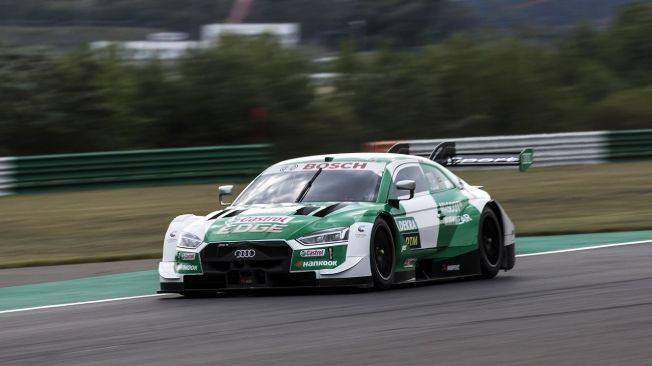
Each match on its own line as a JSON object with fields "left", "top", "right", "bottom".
{"left": 0, "top": 47, "right": 144, "bottom": 154}
{"left": 2, "top": 3, "right": 652, "bottom": 158}
{"left": 604, "top": 2, "right": 652, "bottom": 84}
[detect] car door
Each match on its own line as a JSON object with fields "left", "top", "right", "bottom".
{"left": 421, "top": 163, "right": 473, "bottom": 248}
{"left": 390, "top": 163, "right": 439, "bottom": 249}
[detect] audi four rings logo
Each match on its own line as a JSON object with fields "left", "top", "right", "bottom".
{"left": 234, "top": 249, "right": 256, "bottom": 258}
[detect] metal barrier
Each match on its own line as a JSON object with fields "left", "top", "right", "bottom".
{"left": 364, "top": 129, "right": 652, "bottom": 167}
{"left": 0, "top": 144, "right": 271, "bottom": 195}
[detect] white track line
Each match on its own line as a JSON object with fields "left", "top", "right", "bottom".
{"left": 2, "top": 239, "right": 651, "bottom": 314}
{"left": 516, "top": 239, "right": 652, "bottom": 257}
{"left": 0, "top": 294, "right": 168, "bottom": 315}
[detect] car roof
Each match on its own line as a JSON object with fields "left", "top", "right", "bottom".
{"left": 274, "top": 153, "right": 430, "bottom": 166}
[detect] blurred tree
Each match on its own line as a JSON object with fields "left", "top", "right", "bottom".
{"left": 0, "top": 47, "right": 144, "bottom": 154}
{"left": 590, "top": 87, "right": 652, "bottom": 130}
{"left": 0, "top": 49, "right": 61, "bottom": 155}
{"left": 604, "top": 3, "right": 652, "bottom": 85}
{"left": 153, "top": 34, "right": 314, "bottom": 152}
{"left": 349, "top": 0, "right": 476, "bottom": 48}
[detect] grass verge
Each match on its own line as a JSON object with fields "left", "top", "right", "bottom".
{"left": 0, "top": 161, "right": 650, "bottom": 268}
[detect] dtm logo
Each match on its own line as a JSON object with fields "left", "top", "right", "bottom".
{"left": 234, "top": 249, "right": 256, "bottom": 259}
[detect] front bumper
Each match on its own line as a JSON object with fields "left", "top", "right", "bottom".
{"left": 159, "top": 239, "right": 372, "bottom": 292}
{"left": 158, "top": 275, "right": 373, "bottom": 293}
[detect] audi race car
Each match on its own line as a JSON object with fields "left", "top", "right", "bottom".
{"left": 158, "top": 142, "right": 534, "bottom": 294}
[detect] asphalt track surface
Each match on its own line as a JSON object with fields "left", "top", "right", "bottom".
{"left": 2, "top": 244, "right": 652, "bottom": 366}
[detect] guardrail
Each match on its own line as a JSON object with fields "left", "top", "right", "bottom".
{"left": 364, "top": 129, "right": 652, "bottom": 167}
{"left": 0, "top": 144, "right": 271, "bottom": 196}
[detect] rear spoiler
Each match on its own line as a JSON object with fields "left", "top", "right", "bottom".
{"left": 388, "top": 142, "right": 534, "bottom": 172}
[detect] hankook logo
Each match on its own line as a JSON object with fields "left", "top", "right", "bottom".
{"left": 234, "top": 249, "right": 256, "bottom": 259}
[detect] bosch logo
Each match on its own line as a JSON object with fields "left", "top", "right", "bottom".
{"left": 234, "top": 249, "right": 256, "bottom": 259}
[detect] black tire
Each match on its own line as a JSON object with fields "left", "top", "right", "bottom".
{"left": 370, "top": 218, "right": 395, "bottom": 290}
{"left": 478, "top": 208, "right": 503, "bottom": 279}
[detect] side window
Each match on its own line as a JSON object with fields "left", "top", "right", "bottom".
{"left": 390, "top": 164, "right": 428, "bottom": 199}
{"left": 421, "top": 164, "right": 455, "bottom": 192}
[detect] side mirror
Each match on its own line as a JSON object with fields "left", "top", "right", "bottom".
{"left": 395, "top": 180, "right": 416, "bottom": 200}
{"left": 218, "top": 185, "right": 234, "bottom": 206}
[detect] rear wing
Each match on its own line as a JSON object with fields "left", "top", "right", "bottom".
{"left": 388, "top": 142, "right": 534, "bottom": 172}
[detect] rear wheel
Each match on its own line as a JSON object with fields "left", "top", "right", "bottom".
{"left": 370, "top": 218, "right": 395, "bottom": 290}
{"left": 478, "top": 208, "right": 503, "bottom": 279}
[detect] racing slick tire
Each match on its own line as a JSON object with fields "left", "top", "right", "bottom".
{"left": 478, "top": 208, "right": 504, "bottom": 279}
{"left": 370, "top": 218, "right": 395, "bottom": 290}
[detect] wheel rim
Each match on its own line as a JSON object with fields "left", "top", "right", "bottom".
{"left": 482, "top": 218, "right": 501, "bottom": 266}
{"left": 374, "top": 227, "right": 393, "bottom": 280}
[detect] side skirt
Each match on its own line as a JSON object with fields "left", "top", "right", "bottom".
{"left": 395, "top": 249, "right": 482, "bottom": 284}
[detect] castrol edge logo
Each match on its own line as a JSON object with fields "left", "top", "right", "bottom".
{"left": 216, "top": 216, "right": 294, "bottom": 234}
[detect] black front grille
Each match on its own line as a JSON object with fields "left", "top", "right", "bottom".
{"left": 200, "top": 241, "right": 292, "bottom": 273}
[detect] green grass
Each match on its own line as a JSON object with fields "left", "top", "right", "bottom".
{"left": 456, "top": 161, "right": 652, "bottom": 235}
{"left": 0, "top": 184, "right": 245, "bottom": 269}
{"left": 0, "top": 161, "right": 651, "bottom": 268}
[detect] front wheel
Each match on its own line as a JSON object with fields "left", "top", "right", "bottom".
{"left": 370, "top": 218, "right": 395, "bottom": 290}
{"left": 478, "top": 208, "right": 503, "bottom": 279}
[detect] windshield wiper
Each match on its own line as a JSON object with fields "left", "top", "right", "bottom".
{"left": 296, "top": 168, "right": 322, "bottom": 203}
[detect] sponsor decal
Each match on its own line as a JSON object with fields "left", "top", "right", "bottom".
{"left": 447, "top": 157, "right": 519, "bottom": 165}
{"left": 216, "top": 216, "right": 294, "bottom": 235}
{"left": 438, "top": 201, "right": 464, "bottom": 216}
{"left": 180, "top": 252, "right": 196, "bottom": 260}
{"left": 230, "top": 216, "right": 293, "bottom": 224}
{"left": 175, "top": 251, "right": 203, "bottom": 274}
{"left": 169, "top": 230, "right": 177, "bottom": 238}
{"left": 299, "top": 249, "right": 325, "bottom": 257}
{"left": 265, "top": 162, "right": 384, "bottom": 175}
{"left": 354, "top": 225, "right": 368, "bottom": 239}
{"left": 302, "top": 162, "right": 368, "bottom": 170}
{"left": 442, "top": 264, "right": 461, "bottom": 272}
{"left": 403, "top": 233, "right": 421, "bottom": 248}
{"left": 403, "top": 258, "right": 417, "bottom": 268}
{"left": 459, "top": 214, "right": 472, "bottom": 224}
{"left": 441, "top": 214, "right": 472, "bottom": 226}
{"left": 296, "top": 260, "right": 338, "bottom": 268}
{"left": 177, "top": 263, "right": 199, "bottom": 272}
{"left": 216, "top": 223, "right": 287, "bottom": 234}
{"left": 234, "top": 249, "right": 256, "bottom": 259}
{"left": 279, "top": 164, "right": 300, "bottom": 172}
{"left": 521, "top": 152, "right": 533, "bottom": 165}
{"left": 291, "top": 245, "right": 347, "bottom": 271}
{"left": 396, "top": 217, "right": 418, "bottom": 233}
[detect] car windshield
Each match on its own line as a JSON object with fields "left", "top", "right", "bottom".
{"left": 233, "top": 165, "right": 383, "bottom": 205}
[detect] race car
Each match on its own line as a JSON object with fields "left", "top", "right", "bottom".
{"left": 158, "top": 142, "right": 533, "bottom": 295}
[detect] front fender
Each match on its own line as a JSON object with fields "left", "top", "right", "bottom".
{"left": 161, "top": 214, "right": 202, "bottom": 262}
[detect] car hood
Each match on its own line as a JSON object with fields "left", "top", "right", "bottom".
{"left": 202, "top": 202, "right": 381, "bottom": 242}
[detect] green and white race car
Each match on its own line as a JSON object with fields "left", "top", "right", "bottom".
{"left": 159, "top": 143, "right": 533, "bottom": 294}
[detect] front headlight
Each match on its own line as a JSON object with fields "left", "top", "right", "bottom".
{"left": 177, "top": 232, "right": 203, "bottom": 249}
{"left": 297, "top": 227, "right": 349, "bottom": 246}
